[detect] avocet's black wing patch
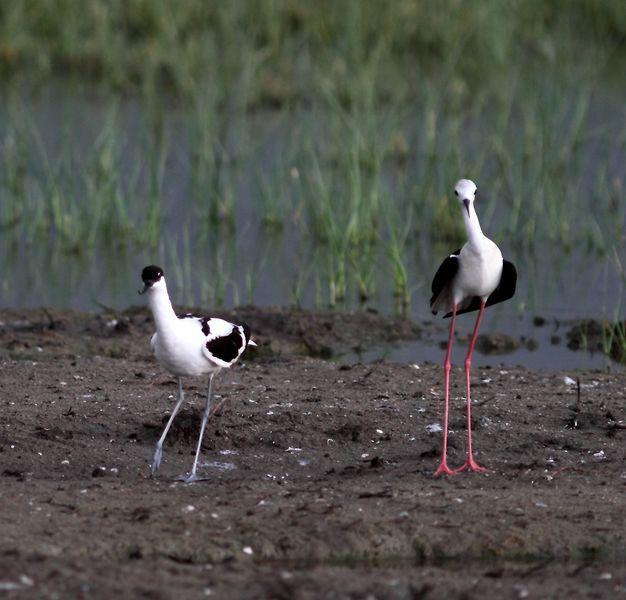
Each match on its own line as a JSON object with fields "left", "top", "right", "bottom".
{"left": 444, "top": 260, "right": 517, "bottom": 318}
{"left": 200, "top": 317, "right": 211, "bottom": 336}
{"left": 430, "top": 249, "right": 461, "bottom": 314}
{"left": 179, "top": 314, "right": 211, "bottom": 335}
{"left": 186, "top": 317, "right": 252, "bottom": 367}
{"left": 206, "top": 328, "right": 244, "bottom": 363}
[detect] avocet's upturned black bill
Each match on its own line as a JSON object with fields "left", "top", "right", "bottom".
{"left": 140, "top": 265, "right": 257, "bottom": 483}
{"left": 429, "top": 179, "right": 517, "bottom": 476}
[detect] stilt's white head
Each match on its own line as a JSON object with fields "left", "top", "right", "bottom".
{"left": 454, "top": 179, "right": 477, "bottom": 217}
{"left": 139, "top": 265, "right": 166, "bottom": 295}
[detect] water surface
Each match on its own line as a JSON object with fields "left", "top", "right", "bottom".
{"left": 0, "top": 80, "right": 624, "bottom": 371}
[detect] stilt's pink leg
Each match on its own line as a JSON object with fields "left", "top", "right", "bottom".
{"left": 455, "top": 301, "right": 488, "bottom": 473}
{"left": 434, "top": 304, "right": 457, "bottom": 476}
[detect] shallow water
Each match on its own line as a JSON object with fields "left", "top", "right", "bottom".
{"left": 345, "top": 329, "right": 613, "bottom": 372}
{"left": 0, "top": 81, "right": 624, "bottom": 370}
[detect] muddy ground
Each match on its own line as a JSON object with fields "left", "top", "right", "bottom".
{"left": 0, "top": 308, "right": 624, "bottom": 599}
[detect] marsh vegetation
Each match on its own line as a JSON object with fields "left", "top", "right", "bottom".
{"left": 0, "top": 0, "right": 624, "bottom": 365}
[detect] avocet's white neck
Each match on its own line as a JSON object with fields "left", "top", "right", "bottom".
{"left": 462, "top": 202, "right": 485, "bottom": 246}
{"left": 147, "top": 280, "right": 177, "bottom": 332}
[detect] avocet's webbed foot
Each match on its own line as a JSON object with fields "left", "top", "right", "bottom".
{"left": 181, "top": 472, "right": 200, "bottom": 484}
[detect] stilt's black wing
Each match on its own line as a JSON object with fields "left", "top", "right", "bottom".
{"left": 486, "top": 260, "right": 517, "bottom": 306}
{"left": 430, "top": 249, "right": 461, "bottom": 313}
{"left": 444, "top": 260, "right": 517, "bottom": 318}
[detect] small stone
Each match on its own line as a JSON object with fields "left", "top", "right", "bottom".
{"left": 425, "top": 423, "right": 442, "bottom": 433}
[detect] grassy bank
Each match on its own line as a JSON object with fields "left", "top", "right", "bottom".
{"left": 0, "top": 0, "right": 624, "bottom": 101}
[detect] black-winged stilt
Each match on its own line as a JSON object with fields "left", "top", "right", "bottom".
{"left": 430, "top": 179, "right": 517, "bottom": 475}
{"left": 139, "top": 265, "right": 256, "bottom": 483}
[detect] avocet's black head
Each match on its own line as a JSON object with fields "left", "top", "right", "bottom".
{"left": 139, "top": 265, "right": 164, "bottom": 294}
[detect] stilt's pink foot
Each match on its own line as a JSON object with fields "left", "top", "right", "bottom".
{"left": 434, "top": 462, "right": 457, "bottom": 476}
{"left": 454, "top": 458, "right": 489, "bottom": 473}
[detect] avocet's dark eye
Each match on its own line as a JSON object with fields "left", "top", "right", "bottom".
{"left": 454, "top": 190, "right": 458, "bottom": 197}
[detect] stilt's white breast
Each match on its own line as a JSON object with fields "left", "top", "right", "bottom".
{"left": 454, "top": 238, "right": 503, "bottom": 302}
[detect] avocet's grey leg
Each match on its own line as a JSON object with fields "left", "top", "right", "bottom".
{"left": 185, "top": 370, "right": 218, "bottom": 483}
{"left": 151, "top": 377, "right": 184, "bottom": 476}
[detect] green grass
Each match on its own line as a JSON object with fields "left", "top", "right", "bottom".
{"left": 0, "top": 0, "right": 624, "bottom": 318}
{"left": 601, "top": 303, "right": 626, "bottom": 364}
{"left": 0, "top": 0, "right": 624, "bottom": 102}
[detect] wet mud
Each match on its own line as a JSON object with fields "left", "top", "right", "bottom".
{"left": 0, "top": 308, "right": 624, "bottom": 598}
